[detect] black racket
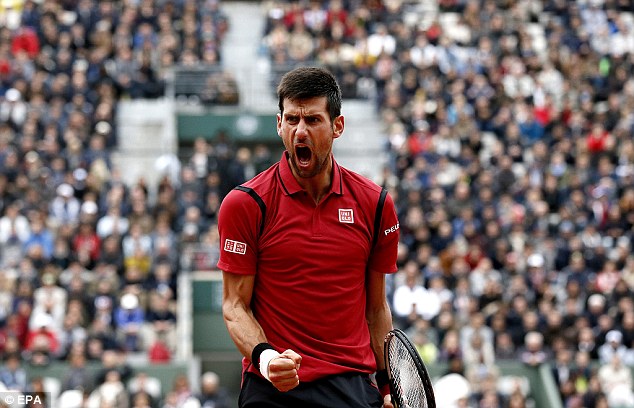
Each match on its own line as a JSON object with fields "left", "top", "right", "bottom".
{"left": 384, "top": 329, "right": 436, "bottom": 408}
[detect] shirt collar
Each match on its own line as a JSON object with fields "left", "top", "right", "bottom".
{"left": 277, "top": 151, "right": 343, "bottom": 196}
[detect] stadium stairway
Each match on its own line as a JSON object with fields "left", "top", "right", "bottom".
{"left": 335, "top": 99, "right": 387, "bottom": 183}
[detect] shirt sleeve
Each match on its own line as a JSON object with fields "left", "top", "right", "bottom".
{"left": 216, "top": 188, "right": 261, "bottom": 275}
{"left": 367, "top": 191, "right": 399, "bottom": 275}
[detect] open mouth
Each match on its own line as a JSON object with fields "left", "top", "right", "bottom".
{"left": 295, "top": 146, "right": 312, "bottom": 166}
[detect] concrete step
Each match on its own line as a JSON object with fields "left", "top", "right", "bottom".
{"left": 221, "top": 2, "right": 276, "bottom": 111}
{"left": 335, "top": 99, "right": 386, "bottom": 181}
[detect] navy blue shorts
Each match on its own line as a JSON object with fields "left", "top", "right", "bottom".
{"left": 239, "top": 372, "right": 383, "bottom": 408}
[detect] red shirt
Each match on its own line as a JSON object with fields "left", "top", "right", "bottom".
{"left": 24, "top": 329, "right": 59, "bottom": 354}
{"left": 148, "top": 340, "right": 172, "bottom": 363}
{"left": 217, "top": 152, "right": 399, "bottom": 382}
{"left": 72, "top": 232, "right": 101, "bottom": 261}
{"left": 587, "top": 129, "right": 610, "bottom": 153}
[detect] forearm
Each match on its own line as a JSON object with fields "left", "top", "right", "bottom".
{"left": 222, "top": 271, "right": 301, "bottom": 391}
{"left": 222, "top": 297, "right": 268, "bottom": 362}
{"left": 367, "top": 297, "right": 393, "bottom": 371}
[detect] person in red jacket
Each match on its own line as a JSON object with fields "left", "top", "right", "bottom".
{"left": 10, "top": 27, "right": 40, "bottom": 59}
{"left": 586, "top": 123, "right": 614, "bottom": 154}
{"left": 24, "top": 313, "right": 59, "bottom": 356}
{"left": 72, "top": 221, "right": 101, "bottom": 267}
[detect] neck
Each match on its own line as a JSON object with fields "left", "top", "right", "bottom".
{"left": 302, "top": 170, "right": 332, "bottom": 205}
{"left": 293, "top": 157, "right": 333, "bottom": 205}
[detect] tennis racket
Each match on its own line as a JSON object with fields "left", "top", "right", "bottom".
{"left": 384, "top": 329, "right": 436, "bottom": 408}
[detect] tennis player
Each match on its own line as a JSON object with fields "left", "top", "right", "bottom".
{"left": 218, "top": 67, "right": 399, "bottom": 407}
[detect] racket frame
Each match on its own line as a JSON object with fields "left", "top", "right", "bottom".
{"left": 384, "top": 328, "right": 436, "bottom": 408}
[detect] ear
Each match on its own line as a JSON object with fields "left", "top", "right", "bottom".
{"left": 333, "top": 115, "right": 344, "bottom": 139}
{"left": 276, "top": 114, "right": 282, "bottom": 137}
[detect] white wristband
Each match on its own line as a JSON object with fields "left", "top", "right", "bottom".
{"left": 259, "top": 349, "right": 281, "bottom": 381}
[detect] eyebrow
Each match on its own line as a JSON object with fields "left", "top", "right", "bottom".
{"left": 283, "top": 112, "right": 323, "bottom": 120}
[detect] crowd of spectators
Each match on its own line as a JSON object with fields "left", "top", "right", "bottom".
{"left": 258, "top": 0, "right": 634, "bottom": 407}
{"left": 2, "top": 0, "right": 634, "bottom": 407}
{"left": 0, "top": 0, "right": 236, "bottom": 407}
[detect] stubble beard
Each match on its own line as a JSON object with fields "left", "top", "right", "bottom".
{"left": 290, "top": 150, "right": 331, "bottom": 179}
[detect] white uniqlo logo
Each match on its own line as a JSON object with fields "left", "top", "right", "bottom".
{"left": 224, "top": 239, "right": 247, "bottom": 255}
{"left": 338, "top": 209, "right": 354, "bottom": 223}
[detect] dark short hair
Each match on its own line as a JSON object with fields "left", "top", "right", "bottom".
{"left": 277, "top": 66, "right": 342, "bottom": 122}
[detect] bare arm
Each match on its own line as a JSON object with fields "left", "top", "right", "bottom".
{"left": 221, "top": 271, "right": 301, "bottom": 391}
{"left": 221, "top": 271, "right": 266, "bottom": 358}
{"left": 366, "top": 271, "right": 393, "bottom": 371}
{"left": 366, "top": 271, "right": 395, "bottom": 408}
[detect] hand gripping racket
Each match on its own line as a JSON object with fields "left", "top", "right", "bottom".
{"left": 384, "top": 329, "right": 436, "bottom": 408}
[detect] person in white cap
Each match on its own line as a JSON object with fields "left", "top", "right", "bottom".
{"left": 114, "top": 293, "right": 145, "bottom": 352}
{"left": 598, "top": 329, "right": 629, "bottom": 364}
{"left": 0, "top": 88, "right": 27, "bottom": 127}
{"left": 49, "top": 183, "right": 81, "bottom": 227}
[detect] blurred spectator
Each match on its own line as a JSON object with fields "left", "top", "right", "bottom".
{"left": 494, "top": 332, "right": 517, "bottom": 361}
{"left": 146, "top": 260, "right": 177, "bottom": 299}
{"left": 148, "top": 331, "right": 172, "bottom": 364}
{"left": 122, "top": 222, "right": 152, "bottom": 261}
{"left": 0, "top": 352, "right": 28, "bottom": 391}
{"left": 94, "top": 348, "right": 134, "bottom": 387}
{"left": 409, "top": 323, "right": 438, "bottom": 366}
{"left": 23, "top": 312, "right": 59, "bottom": 360}
{"left": 598, "top": 329, "right": 631, "bottom": 365}
{"left": 392, "top": 260, "right": 441, "bottom": 326}
{"left": 31, "top": 271, "right": 66, "bottom": 329}
{"left": 72, "top": 221, "right": 101, "bottom": 269}
{"left": 151, "top": 215, "right": 178, "bottom": 265}
{"left": 438, "top": 328, "right": 463, "bottom": 364}
{"left": 49, "top": 183, "right": 81, "bottom": 228}
{"left": 460, "top": 312, "right": 494, "bottom": 355}
{"left": 0, "top": 201, "right": 29, "bottom": 245}
{"left": 128, "top": 371, "right": 162, "bottom": 407}
{"left": 0, "top": 88, "right": 27, "bottom": 128}
{"left": 552, "top": 347, "right": 574, "bottom": 401}
{"left": 597, "top": 354, "right": 634, "bottom": 407}
{"left": 462, "top": 330, "right": 498, "bottom": 395}
{"left": 87, "top": 368, "right": 130, "bottom": 408}
{"left": 166, "top": 373, "right": 195, "bottom": 408}
{"left": 131, "top": 390, "right": 155, "bottom": 408}
{"left": 96, "top": 205, "right": 130, "bottom": 239}
{"left": 519, "top": 331, "right": 550, "bottom": 368}
{"left": 143, "top": 290, "right": 176, "bottom": 351}
{"left": 22, "top": 215, "right": 53, "bottom": 263}
{"left": 60, "top": 347, "right": 92, "bottom": 392}
{"left": 0, "top": 271, "right": 14, "bottom": 325}
{"left": 114, "top": 293, "right": 144, "bottom": 352}
{"left": 57, "top": 299, "right": 88, "bottom": 359}
{"left": 196, "top": 371, "right": 230, "bottom": 408}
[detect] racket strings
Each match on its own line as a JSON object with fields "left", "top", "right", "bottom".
{"left": 387, "top": 339, "right": 430, "bottom": 408}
